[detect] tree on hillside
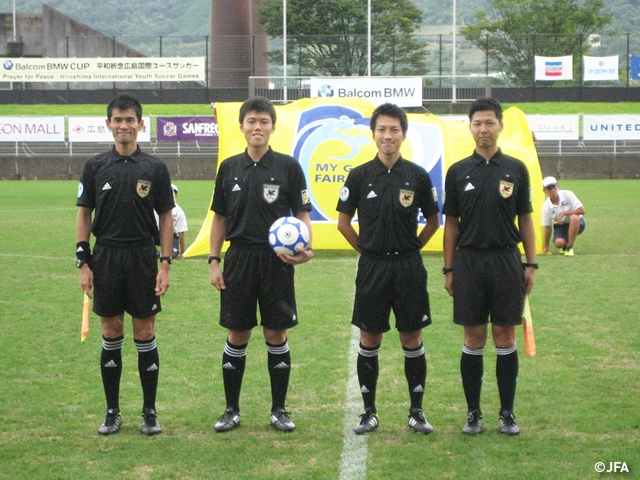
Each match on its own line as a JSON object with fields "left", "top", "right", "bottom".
{"left": 258, "top": 0, "right": 428, "bottom": 76}
{"left": 460, "top": 0, "right": 612, "bottom": 85}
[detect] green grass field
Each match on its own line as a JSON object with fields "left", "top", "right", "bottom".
{"left": 2, "top": 101, "right": 640, "bottom": 117}
{"left": 0, "top": 179, "right": 638, "bottom": 479}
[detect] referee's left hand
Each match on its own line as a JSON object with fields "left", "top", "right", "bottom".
{"left": 277, "top": 246, "right": 313, "bottom": 265}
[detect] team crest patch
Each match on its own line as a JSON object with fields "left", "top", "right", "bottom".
{"left": 400, "top": 189, "right": 415, "bottom": 207}
{"left": 301, "top": 189, "right": 310, "bottom": 205}
{"left": 499, "top": 180, "right": 514, "bottom": 199}
{"left": 263, "top": 184, "right": 279, "bottom": 204}
{"left": 137, "top": 180, "right": 151, "bottom": 198}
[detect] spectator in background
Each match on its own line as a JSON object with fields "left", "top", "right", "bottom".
{"left": 541, "top": 176, "right": 585, "bottom": 256}
{"left": 170, "top": 183, "right": 188, "bottom": 258}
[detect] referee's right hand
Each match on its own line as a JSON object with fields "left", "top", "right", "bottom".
{"left": 79, "top": 264, "right": 93, "bottom": 299}
{"left": 210, "top": 263, "right": 226, "bottom": 291}
{"left": 444, "top": 273, "right": 454, "bottom": 297}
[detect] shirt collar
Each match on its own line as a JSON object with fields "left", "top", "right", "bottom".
{"left": 242, "top": 146, "right": 274, "bottom": 169}
{"left": 112, "top": 145, "right": 141, "bottom": 162}
{"left": 472, "top": 148, "right": 502, "bottom": 166}
{"left": 373, "top": 155, "right": 405, "bottom": 173}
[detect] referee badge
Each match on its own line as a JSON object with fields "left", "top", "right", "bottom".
{"left": 499, "top": 180, "right": 514, "bottom": 199}
{"left": 137, "top": 179, "right": 151, "bottom": 198}
{"left": 400, "top": 189, "right": 415, "bottom": 207}
{"left": 263, "top": 184, "right": 279, "bottom": 204}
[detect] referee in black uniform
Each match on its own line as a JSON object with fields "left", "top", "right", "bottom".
{"left": 442, "top": 97, "right": 537, "bottom": 436}
{"left": 76, "top": 94, "right": 175, "bottom": 436}
{"left": 337, "top": 103, "right": 440, "bottom": 435}
{"left": 209, "top": 97, "right": 313, "bottom": 433}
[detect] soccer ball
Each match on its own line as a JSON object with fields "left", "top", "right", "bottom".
{"left": 268, "top": 216, "right": 309, "bottom": 256}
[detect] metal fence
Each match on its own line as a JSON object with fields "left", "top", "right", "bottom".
{"left": 0, "top": 140, "right": 219, "bottom": 158}
{"left": 3, "top": 33, "right": 640, "bottom": 89}
{"left": 2, "top": 137, "right": 640, "bottom": 158}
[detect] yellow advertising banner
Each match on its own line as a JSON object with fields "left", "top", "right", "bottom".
{"left": 184, "top": 97, "right": 543, "bottom": 256}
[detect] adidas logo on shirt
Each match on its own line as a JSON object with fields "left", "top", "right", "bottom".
{"left": 102, "top": 183, "right": 112, "bottom": 191}
{"left": 232, "top": 184, "right": 241, "bottom": 192}
{"left": 366, "top": 191, "right": 377, "bottom": 199}
{"left": 464, "top": 182, "right": 475, "bottom": 191}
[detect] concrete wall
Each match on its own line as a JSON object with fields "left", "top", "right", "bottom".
{"left": 0, "top": 13, "right": 43, "bottom": 56}
{"left": 2, "top": 154, "right": 639, "bottom": 181}
{"left": 0, "top": 155, "right": 218, "bottom": 181}
{"left": 0, "top": 5, "right": 202, "bottom": 91}
{"left": 538, "top": 155, "right": 640, "bottom": 180}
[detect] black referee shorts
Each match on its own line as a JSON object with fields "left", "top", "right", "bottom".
{"left": 452, "top": 247, "right": 525, "bottom": 327}
{"left": 352, "top": 251, "right": 432, "bottom": 334}
{"left": 219, "top": 244, "right": 299, "bottom": 332}
{"left": 92, "top": 240, "right": 161, "bottom": 319}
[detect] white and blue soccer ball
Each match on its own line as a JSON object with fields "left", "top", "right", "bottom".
{"left": 268, "top": 216, "right": 309, "bottom": 256}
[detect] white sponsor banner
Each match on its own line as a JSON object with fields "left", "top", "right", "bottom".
{"left": 0, "top": 57, "right": 205, "bottom": 83}
{"left": 0, "top": 117, "right": 65, "bottom": 142}
{"left": 535, "top": 55, "right": 573, "bottom": 81}
{"left": 583, "top": 114, "right": 640, "bottom": 140}
{"left": 310, "top": 77, "right": 423, "bottom": 107}
{"left": 527, "top": 114, "right": 579, "bottom": 140}
{"left": 69, "top": 117, "right": 151, "bottom": 142}
{"left": 583, "top": 55, "right": 618, "bottom": 82}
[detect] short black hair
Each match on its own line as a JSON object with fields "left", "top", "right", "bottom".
{"left": 468, "top": 97, "right": 503, "bottom": 122}
{"left": 239, "top": 96, "right": 277, "bottom": 125}
{"left": 107, "top": 94, "right": 142, "bottom": 121}
{"left": 370, "top": 102, "right": 408, "bottom": 134}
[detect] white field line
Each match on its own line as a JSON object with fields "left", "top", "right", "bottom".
{"left": 339, "top": 325, "right": 368, "bottom": 480}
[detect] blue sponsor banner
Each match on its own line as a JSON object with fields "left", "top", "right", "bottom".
{"left": 630, "top": 55, "right": 640, "bottom": 80}
{"left": 157, "top": 117, "right": 219, "bottom": 142}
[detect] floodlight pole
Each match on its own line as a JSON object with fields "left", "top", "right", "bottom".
{"left": 12, "top": 0, "right": 17, "bottom": 40}
{"left": 452, "top": 0, "right": 457, "bottom": 103}
{"left": 367, "top": 0, "right": 371, "bottom": 76}
{"left": 283, "top": 0, "right": 288, "bottom": 102}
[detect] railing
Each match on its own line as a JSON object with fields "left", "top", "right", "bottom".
{"left": 3, "top": 33, "right": 640, "bottom": 90}
{"left": 4, "top": 138, "right": 640, "bottom": 158}
{"left": 0, "top": 140, "right": 218, "bottom": 158}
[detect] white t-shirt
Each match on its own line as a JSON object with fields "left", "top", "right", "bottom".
{"left": 172, "top": 203, "right": 188, "bottom": 234}
{"left": 541, "top": 190, "right": 583, "bottom": 227}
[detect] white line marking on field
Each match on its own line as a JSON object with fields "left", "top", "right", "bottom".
{"left": 339, "top": 326, "right": 368, "bottom": 480}
{"left": 0, "top": 254, "right": 71, "bottom": 260}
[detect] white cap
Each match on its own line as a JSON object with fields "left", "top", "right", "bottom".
{"left": 171, "top": 183, "right": 178, "bottom": 193}
{"left": 542, "top": 176, "right": 557, "bottom": 189}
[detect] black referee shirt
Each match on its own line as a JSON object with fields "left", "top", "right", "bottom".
{"left": 211, "top": 147, "right": 312, "bottom": 245}
{"left": 442, "top": 149, "right": 532, "bottom": 249}
{"left": 77, "top": 146, "right": 175, "bottom": 244}
{"left": 336, "top": 156, "right": 439, "bottom": 254}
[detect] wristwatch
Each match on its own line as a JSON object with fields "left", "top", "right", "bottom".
{"left": 208, "top": 255, "right": 222, "bottom": 264}
{"left": 159, "top": 256, "right": 173, "bottom": 265}
{"left": 522, "top": 262, "right": 539, "bottom": 269}
{"left": 442, "top": 267, "right": 453, "bottom": 275}
{"left": 76, "top": 259, "right": 88, "bottom": 268}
